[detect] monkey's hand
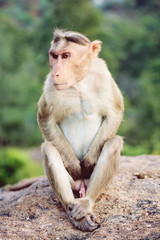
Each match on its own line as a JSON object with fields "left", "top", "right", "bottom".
{"left": 67, "top": 198, "right": 100, "bottom": 232}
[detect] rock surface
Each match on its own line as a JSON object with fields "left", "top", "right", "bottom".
{"left": 0, "top": 155, "right": 160, "bottom": 240}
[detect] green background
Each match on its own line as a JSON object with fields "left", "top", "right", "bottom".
{"left": 0, "top": 0, "right": 160, "bottom": 186}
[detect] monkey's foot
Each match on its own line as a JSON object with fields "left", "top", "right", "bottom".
{"left": 68, "top": 198, "right": 92, "bottom": 220}
{"left": 67, "top": 198, "right": 100, "bottom": 231}
{"left": 70, "top": 214, "right": 100, "bottom": 232}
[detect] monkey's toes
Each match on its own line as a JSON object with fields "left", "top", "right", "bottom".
{"left": 67, "top": 202, "right": 86, "bottom": 220}
{"left": 72, "top": 215, "right": 100, "bottom": 232}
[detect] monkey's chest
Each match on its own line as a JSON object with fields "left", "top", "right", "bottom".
{"left": 60, "top": 109, "right": 102, "bottom": 160}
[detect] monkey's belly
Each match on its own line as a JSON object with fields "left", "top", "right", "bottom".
{"left": 60, "top": 114, "right": 102, "bottom": 160}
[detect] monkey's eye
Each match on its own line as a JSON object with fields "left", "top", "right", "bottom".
{"left": 62, "top": 52, "right": 70, "bottom": 59}
{"left": 50, "top": 52, "right": 58, "bottom": 59}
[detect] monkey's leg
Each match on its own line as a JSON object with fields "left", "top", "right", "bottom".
{"left": 41, "top": 142, "right": 75, "bottom": 211}
{"left": 68, "top": 136, "right": 123, "bottom": 228}
{"left": 42, "top": 142, "right": 98, "bottom": 231}
{"left": 86, "top": 135, "right": 123, "bottom": 202}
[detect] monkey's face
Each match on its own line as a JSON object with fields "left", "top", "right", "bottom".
{"left": 49, "top": 41, "right": 91, "bottom": 90}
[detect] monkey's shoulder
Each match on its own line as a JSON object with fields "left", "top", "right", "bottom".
{"left": 91, "top": 58, "right": 110, "bottom": 77}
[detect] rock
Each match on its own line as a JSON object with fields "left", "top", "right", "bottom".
{"left": 0, "top": 155, "right": 160, "bottom": 240}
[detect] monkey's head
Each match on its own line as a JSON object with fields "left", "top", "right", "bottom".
{"left": 49, "top": 29, "right": 102, "bottom": 90}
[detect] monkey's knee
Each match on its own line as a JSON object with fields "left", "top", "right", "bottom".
{"left": 106, "top": 135, "right": 123, "bottom": 155}
{"left": 111, "top": 135, "right": 123, "bottom": 150}
{"left": 102, "top": 136, "right": 123, "bottom": 172}
{"left": 41, "top": 141, "right": 63, "bottom": 174}
{"left": 41, "top": 141, "right": 60, "bottom": 159}
{"left": 41, "top": 141, "right": 53, "bottom": 155}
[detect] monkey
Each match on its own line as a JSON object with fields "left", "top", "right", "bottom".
{"left": 37, "top": 29, "right": 124, "bottom": 232}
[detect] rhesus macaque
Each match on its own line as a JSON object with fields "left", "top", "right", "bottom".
{"left": 37, "top": 29, "right": 124, "bottom": 231}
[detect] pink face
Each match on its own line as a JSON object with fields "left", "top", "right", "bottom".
{"left": 48, "top": 39, "right": 102, "bottom": 90}
{"left": 49, "top": 51, "right": 72, "bottom": 90}
{"left": 49, "top": 41, "right": 89, "bottom": 90}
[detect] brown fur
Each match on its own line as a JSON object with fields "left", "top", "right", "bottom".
{"left": 53, "top": 29, "right": 90, "bottom": 45}
{"left": 37, "top": 29, "right": 124, "bottom": 231}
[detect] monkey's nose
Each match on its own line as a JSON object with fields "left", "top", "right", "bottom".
{"left": 52, "top": 73, "right": 59, "bottom": 78}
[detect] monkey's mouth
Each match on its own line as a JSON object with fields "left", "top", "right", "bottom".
{"left": 53, "top": 83, "right": 68, "bottom": 89}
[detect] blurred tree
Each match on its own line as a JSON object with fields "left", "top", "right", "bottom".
{"left": 0, "top": 14, "right": 42, "bottom": 146}
{"left": 116, "top": 3, "right": 160, "bottom": 152}
{"left": 0, "top": 147, "right": 43, "bottom": 186}
{"left": 0, "top": 0, "right": 160, "bottom": 155}
{"left": 98, "top": 0, "right": 160, "bottom": 153}
{"left": 125, "top": 0, "right": 160, "bottom": 13}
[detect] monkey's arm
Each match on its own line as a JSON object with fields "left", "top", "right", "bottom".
{"left": 81, "top": 82, "right": 124, "bottom": 177}
{"left": 37, "top": 94, "right": 81, "bottom": 179}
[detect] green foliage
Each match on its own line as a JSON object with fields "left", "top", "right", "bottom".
{"left": 0, "top": 147, "right": 43, "bottom": 187}
{"left": 122, "top": 143, "right": 150, "bottom": 156}
{"left": 0, "top": 0, "right": 160, "bottom": 156}
{"left": 0, "top": 14, "right": 42, "bottom": 146}
{"left": 125, "top": 0, "right": 160, "bottom": 13}
{"left": 117, "top": 14, "right": 160, "bottom": 152}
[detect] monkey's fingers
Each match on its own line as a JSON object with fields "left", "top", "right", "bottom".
{"left": 72, "top": 215, "right": 100, "bottom": 232}
{"left": 85, "top": 215, "right": 100, "bottom": 231}
{"left": 90, "top": 213, "right": 97, "bottom": 223}
{"left": 68, "top": 202, "right": 86, "bottom": 220}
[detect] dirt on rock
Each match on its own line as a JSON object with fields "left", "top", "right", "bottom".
{"left": 0, "top": 155, "right": 160, "bottom": 240}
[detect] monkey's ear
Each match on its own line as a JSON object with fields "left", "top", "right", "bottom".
{"left": 90, "top": 40, "right": 102, "bottom": 58}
